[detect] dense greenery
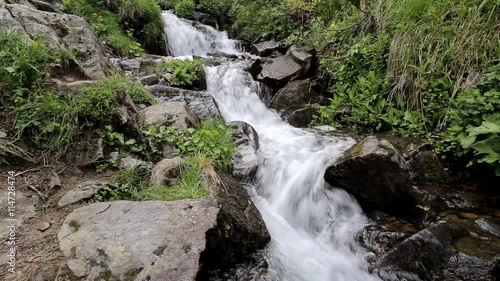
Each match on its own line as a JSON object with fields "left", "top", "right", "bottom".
{"left": 63, "top": 0, "right": 164, "bottom": 56}
{"left": 155, "top": 58, "right": 205, "bottom": 88}
{"left": 94, "top": 119, "right": 235, "bottom": 201}
{"left": 194, "top": 0, "right": 498, "bottom": 176}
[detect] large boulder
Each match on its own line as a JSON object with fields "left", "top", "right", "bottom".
{"left": 258, "top": 55, "right": 304, "bottom": 87}
{"left": 229, "top": 121, "right": 260, "bottom": 181}
{"left": 287, "top": 105, "right": 320, "bottom": 128}
{"left": 0, "top": 3, "right": 113, "bottom": 79}
{"left": 271, "top": 79, "right": 325, "bottom": 118}
{"left": 373, "top": 221, "right": 499, "bottom": 281}
{"left": 324, "top": 136, "right": 416, "bottom": 215}
{"left": 142, "top": 102, "right": 199, "bottom": 131}
{"left": 250, "top": 40, "right": 286, "bottom": 57}
{"left": 58, "top": 200, "right": 220, "bottom": 280}
{"left": 147, "top": 86, "right": 222, "bottom": 119}
{"left": 289, "top": 46, "right": 316, "bottom": 76}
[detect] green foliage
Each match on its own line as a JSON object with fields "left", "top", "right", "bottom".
{"left": 197, "top": 0, "right": 232, "bottom": 16}
{"left": 175, "top": 0, "right": 196, "bottom": 19}
{"left": 155, "top": 58, "right": 205, "bottom": 88}
{"left": 0, "top": 30, "right": 62, "bottom": 104}
{"left": 0, "top": 139, "right": 33, "bottom": 164}
{"left": 63, "top": 0, "right": 144, "bottom": 57}
{"left": 93, "top": 167, "right": 149, "bottom": 201}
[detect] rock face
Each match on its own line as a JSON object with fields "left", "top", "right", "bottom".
{"left": 324, "top": 136, "right": 415, "bottom": 215}
{"left": 258, "top": 55, "right": 303, "bottom": 86}
{"left": 149, "top": 157, "right": 186, "bottom": 187}
{"left": 287, "top": 106, "right": 319, "bottom": 128}
{"left": 142, "top": 102, "right": 199, "bottom": 131}
{"left": 58, "top": 200, "right": 220, "bottom": 281}
{"left": 229, "top": 121, "right": 260, "bottom": 181}
{"left": 147, "top": 86, "right": 222, "bottom": 119}
{"left": 271, "top": 79, "right": 324, "bottom": 118}
{"left": 373, "top": 222, "right": 499, "bottom": 281}
{"left": 57, "top": 181, "right": 108, "bottom": 207}
{"left": 407, "top": 150, "right": 451, "bottom": 185}
{"left": 0, "top": 3, "right": 113, "bottom": 79}
{"left": 250, "top": 41, "right": 285, "bottom": 57}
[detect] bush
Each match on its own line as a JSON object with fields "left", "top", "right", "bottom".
{"left": 175, "top": 0, "right": 196, "bottom": 19}
{"left": 155, "top": 58, "right": 205, "bottom": 88}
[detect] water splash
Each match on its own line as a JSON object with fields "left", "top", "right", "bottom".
{"left": 162, "top": 11, "right": 238, "bottom": 56}
{"left": 162, "top": 12, "right": 379, "bottom": 281}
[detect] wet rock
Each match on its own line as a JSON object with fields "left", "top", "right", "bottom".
{"left": 374, "top": 222, "right": 461, "bottom": 280}
{"left": 442, "top": 252, "right": 497, "bottom": 281}
{"left": 151, "top": 87, "right": 222, "bottom": 119}
{"left": 324, "top": 136, "right": 415, "bottom": 215}
{"left": 57, "top": 180, "right": 108, "bottom": 207}
{"left": 139, "top": 74, "right": 159, "bottom": 86}
{"left": 194, "top": 11, "right": 218, "bottom": 29}
{"left": 250, "top": 40, "right": 285, "bottom": 57}
{"left": 287, "top": 105, "right": 319, "bottom": 128}
{"left": 58, "top": 200, "right": 220, "bottom": 280}
{"left": 359, "top": 225, "right": 407, "bottom": 256}
{"left": 258, "top": 55, "right": 303, "bottom": 86}
{"left": 289, "top": 46, "right": 316, "bottom": 75}
{"left": 37, "top": 222, "right": 51, "bottom": 232}
{"left": 271, "top": 79, "right": 324, "bottom": 118}
{"left": 244, "top": 59, "right": 263, "bottom": 79}
{"left": 407, "top": 151, "right": 451, "bottom": 185}
{"left": 229, "top": 121, "right": 259, "bottom": 181}
{"left": 1, "top": 4, "right": 113, "bottom": 79}
{"left": 207, "top": 51, "right": 238, "bottom": 59}
{"left": 475, "top": 218, "right": 500, "bottom": 237}
{"left": 149, "top": 157, "right": 186, "bottom": 187}
{"left": 142, "top": 102, "right": 199, "bottom": 131}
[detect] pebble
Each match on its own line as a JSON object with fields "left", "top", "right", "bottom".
{"left": 0, "top": 130, "right": 7, "bottom": 138}
{"left": 37, "top": 222, "right": 51, "bottom": 232}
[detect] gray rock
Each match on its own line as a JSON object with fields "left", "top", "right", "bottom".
{"left": 29, "top": 0, "right": 58, "bottom": 12}
{"left": 271, "top": 79, "right": 324, "bottom": 118}
{"left": 119, "top": 155, "right": 151, "bottom": 170}
{"left": 1, "top": 4, "right": 113, "bottom": 79}
{"left": 287, "top": 105, "right": 319, "bottom": 128}
{"left": 258, "top": 55, "right": 303, "bottom": 86}
{"left": 0, "top": 130, "right": 7, "bottom": 138}
{"left": 229, "top": 121, "right": 259, "bottom": 181}
{"left": 57, "top": 180, "right": 108, "bottom": 207}
{"left": 290, "top": 46, "right": 316, "bottom": 75}
{"left": 118, "top": 58, "right": 142, "bottom": 73}
{"left": 63, "top": 80, "right": 96, "bottom": 93}
{"left": 151, "top": 87, "right": 222, "bottom": 119}
{"left": 37, "top": 222, "right": 51, "bottom": 232}
{"left": 324, "top": 136, "right": 415, "bottom": 215}
{"left": 139, "top": 74, "right": 159, "bottom": 86}
{"left": 142, "top": 102, "right": 199, "bottom": 132}
{"left": 149, "top": 157, "right": 186, "bottom": 187}
{"left": 244, "top": 59, "right": 263, "bottom": 79}
{"left": 475, "top": 218, "right": 500, "bottom": 237}
{"left": 407, "top": 150, "right": 451, "bottom": 185}
{"left": 250, "top": 41, "right": 284, "bottom": 57}
{"left": 58, "top": 200, "right": 220, "bottom": 280}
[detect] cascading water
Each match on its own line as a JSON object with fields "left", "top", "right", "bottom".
{"left": 162, "top": 11, "right": 239, "bottom": 56}
{"left": 163, "top": 13, "right": 379, "bottom": 281}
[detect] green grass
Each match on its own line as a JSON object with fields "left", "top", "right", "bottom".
{"left": 0, "top": 139, "right": 33, "bottom": 164}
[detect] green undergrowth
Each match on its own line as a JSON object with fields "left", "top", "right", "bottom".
{"left": 93, "top": 119, "right": 235, "bottom": 202}
{"left": 63, "top": 0, "right": 164, "bottom": 56}
{"left": 203, "top": 0, "right": 499, "bottom": 176}
{"left": 0, "top": 30, "right": 152, "bottom": 160}
{"left": 155, "top": 58, "right": 205, "bottom": 88}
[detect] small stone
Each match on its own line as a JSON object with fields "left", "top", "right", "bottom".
{"left": 0, "top": 130, "right": 7, "bottom": 138}
{"left": 139, "top": 74, "right": 160, "bottom": 86}
{"left": 49, "top": 172, "right": 61, "bottom": 189}
{"left": 65, "top": 77, "right": 75, "bottom": 82}
{"left": 37, "top": 222, "right": 51, "bottom": 232}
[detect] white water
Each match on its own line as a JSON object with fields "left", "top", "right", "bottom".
{"left": 162, "top": 11, "right": 239, "bottom": 56}
{"left": 163, "top": 13, "right": 378, "bottom": 281}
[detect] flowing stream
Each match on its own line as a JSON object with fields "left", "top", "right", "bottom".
{"left": 163, "top": 11, "right": 378, "bottom": 281}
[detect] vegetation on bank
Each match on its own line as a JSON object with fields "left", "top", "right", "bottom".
{"left": 0, "top": 29, "right": 154, "bottom": 160}
{"left": 62, "top": 0, "right": 165, "bottom": 56}
{"left": 155, "top": 58, "right": 205, "bottom": 88}
{"left": 93, "top": 119, "right": 235, "bottom": 202}
{"left": 174, "top": 0, "right": 499, "bottom": 177}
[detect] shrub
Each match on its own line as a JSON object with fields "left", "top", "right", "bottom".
{"left": 155, "top": 58, "right": 205, "bottom": 88}
{"left": 0, "top": 30, "right": 52, "bottom": 104}
{"left": 175, "top": 0, "right": 196, "bottom": 19}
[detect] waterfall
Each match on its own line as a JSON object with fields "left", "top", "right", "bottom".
{"left": 163, "top": 13, "right": 379, "bottom": 281}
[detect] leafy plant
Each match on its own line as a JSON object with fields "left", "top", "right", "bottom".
{"left": 155, "top": 58, "right": 205, "bottom": 88}
{"left": 175, "top": 0, "right": 196, "bottom": 19}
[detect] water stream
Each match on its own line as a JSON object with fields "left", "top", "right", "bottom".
{"left": 163, "top": 11, "right": 378, "bottom": 281}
